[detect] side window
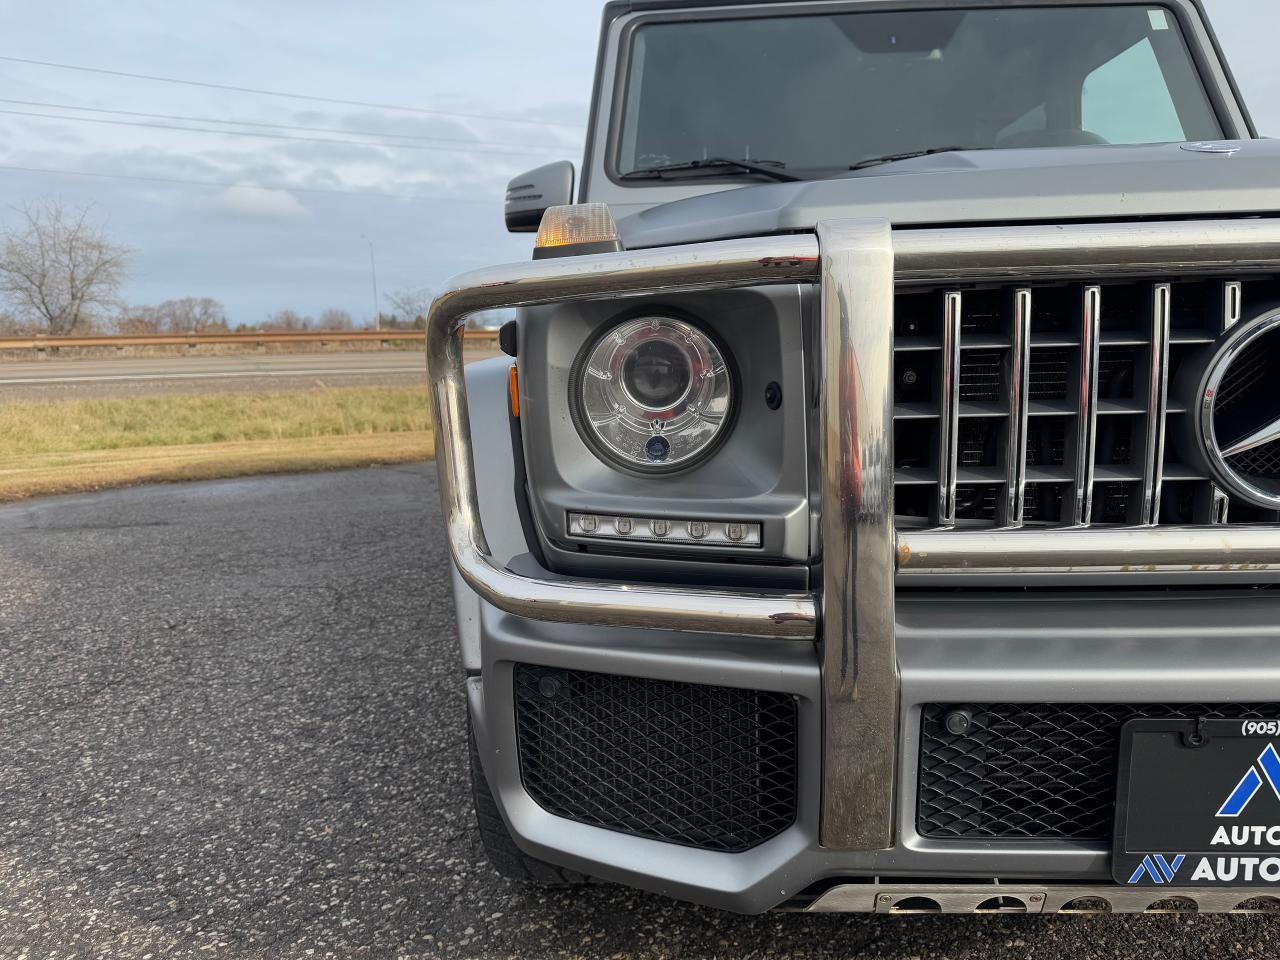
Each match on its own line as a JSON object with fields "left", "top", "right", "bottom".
{"left": 1082, "top": 38, "right": 1186, "bottom": 143}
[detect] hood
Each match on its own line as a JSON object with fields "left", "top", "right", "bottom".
{"left": 615, "top": 140, "right": 1280, "bottom": 249}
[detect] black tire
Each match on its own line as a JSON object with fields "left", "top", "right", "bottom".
{"left": 468, "top": 714, "right": 590, "bottom": 886}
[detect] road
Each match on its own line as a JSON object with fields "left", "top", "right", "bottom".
{"left": 0, "top": 466, "right": 1274, "bottom": 958}
{"left": 0, "top": 350, "right": 498, "bottom": 399}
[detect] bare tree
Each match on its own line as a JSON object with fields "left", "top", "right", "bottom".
{"left": 264, "top": 309, "right": 311, "bottom": 331}
{"left": 115, "top": 304, "right": 163, "bottom": 336}
{"left": 385, "top": 286, "right": 432, "bottom": 330}
{"left": 118, "top": 297, "right": 227, "bottom": 335}
{"left": 0, "top": 198, "right": 130, "bottom": 335}
{"left": 159, "top": 297, "right": 228, "bottom": 334}
{"left": 316, "top": 308, "right": 354, "bottom": 331}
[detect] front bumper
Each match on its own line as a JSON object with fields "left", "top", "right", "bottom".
{"left": 426, "top": 219, "right": 1280, "bottom": 913}
{"left": 467, "top": 588, "right": 1280, "bottom": 913}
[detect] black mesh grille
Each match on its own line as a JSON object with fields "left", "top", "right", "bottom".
{"left": 514, "top": 665, "right": 798, "bottom": 852}
{"left": 955, "top": 484, "right": 999, "bottom": 521}
{"left": 958, "top": 419, "right": 999, "bottom": 467}
{"left": 919, "top": 702, "right": 1280, "bottom": 840}
{"left": 1095, "top": 417, "right": 1134, "bottom": 466}
{"left": 1229, "top": 439, "right": 1280, "bottom": 480}
{"left": 959, "top": 351, "right": 1003, "bottom": 402}
{"left": 1216, "top": 335, "right": 1273, "bottom": 415}
{"left": 1022, "top": 483, "right": 1066, "bottom": 523}
{"left": 1097, "top": 348, "right": 1138, "bottom": 399}
{"left": 1029, "top": 349, "right": 1070, "bottom": 400}
{"left": 1026, "top": 418, "right": 1067, "bottom": 466}
{"left": 1091, "top": 482, "right": 1135, "bottom": 524}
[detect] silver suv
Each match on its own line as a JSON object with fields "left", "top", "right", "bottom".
{"left": 430, "top": 0, "right": 1280, "bottom": 915}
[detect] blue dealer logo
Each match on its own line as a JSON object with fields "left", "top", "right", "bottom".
{"left": 1127, "top": 854, "right": 1186, "bottom": 885}
{"left": 1217, "top": 744, "right": 1280, "bottom": 818}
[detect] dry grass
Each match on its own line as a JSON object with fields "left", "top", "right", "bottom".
{"left": 0, "top": 386, "right": 434, "bottom": 501}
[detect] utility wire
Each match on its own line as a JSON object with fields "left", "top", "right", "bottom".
{"left": 0, "top": 97, "right": 575, "bottom": 152}
{"left": 0, "top": 54, "right": 585, "bottom": 129}
{"left": 0, "top": 107, "right": 561, "bottom": 157}
{"left": 0, "top": 161, "right": 496, "bottom": 204}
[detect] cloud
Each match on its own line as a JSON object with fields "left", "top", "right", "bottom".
{"left": 206, "top": 185, "right": 308, "bottom": 219}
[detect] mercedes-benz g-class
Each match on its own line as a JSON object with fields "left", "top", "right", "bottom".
{"left": 429, "top": 0, "right": 1280, "bottom": 914}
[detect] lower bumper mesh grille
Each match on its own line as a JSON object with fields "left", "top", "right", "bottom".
{"left": 919, "top": 702, "right": 1280, "bottom": 840}
{"left": 513, "top": 665, "right": 798, "bottom": 852}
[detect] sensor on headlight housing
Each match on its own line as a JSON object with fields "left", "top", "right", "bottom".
{"left": 570, "top": 315, "right": 735, "bottom": 473}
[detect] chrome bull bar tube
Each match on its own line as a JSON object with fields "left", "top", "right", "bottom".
{"left": 816, "top": 221, "right": 898, "bottom": 850}
{"left": 426, "top": 234, "right": 822, "bottom": 641}
{"left": 898, "top": 525, "right": 1280, "bottom": 576}
{"left": 426, "top": 223, "right": 900, "bottom": 850}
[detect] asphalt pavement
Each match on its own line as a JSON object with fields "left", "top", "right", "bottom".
{"left": 0, "top": 465, "right": 1275, "bottom": 958}
{"left": 0, "top": 350, "right": 496, "bottom": 399}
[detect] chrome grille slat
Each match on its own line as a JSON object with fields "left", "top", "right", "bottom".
{"left": 1211, "top": 280, "right": 1243, "bottom": 523}
{"left": 1073, "top": 286, "right": 1102, "bottom": 526}
{"left": 938, "top": 292, "right": 962, "bottom": 527}
{"left": 1142, "top": 284, "right": 1171, "bottom": 525}
{"left": 1003, "top": 289, "right": 1032, "bottom": 527}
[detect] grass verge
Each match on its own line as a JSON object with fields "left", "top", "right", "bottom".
{"left": 0, "top": 387, "right": 434, "bottom": 501}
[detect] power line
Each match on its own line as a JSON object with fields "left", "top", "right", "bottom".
{"left": 0, "top": 54, "right": 585, "bottom": 130}
{"left": 0, "top": 107, "right": 562, "bottom": 157}
{"left": 0, "top": 161, "right": 497, "bottom": 204}
{"left": 0, "top": 98, "right": 575, "bottom": 152}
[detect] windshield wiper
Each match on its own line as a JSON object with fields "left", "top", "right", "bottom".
{"left": 620, "top": 157, "right": 801, "bottom": 183}
{"left": 850, "top": 146, "right": 987, "bottom": 171}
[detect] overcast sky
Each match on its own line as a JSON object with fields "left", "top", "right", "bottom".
{"left": 0, "top": 0, "right": 1272, "bottom": 327}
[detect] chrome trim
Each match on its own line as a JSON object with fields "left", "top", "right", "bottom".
{"left": 426, "top": 236, "right": 820, "bottom": 640}
{"left": 816, "top": 220, "right": 898, "bottom": 851}
{"left": 1221, "top": 418, "right": 1280, "bottom": 458}
{"left": 804, "top": 882, "right": 1280, "bottom": 915}
{"left": 1142, "top": 283, "right": 1172, "bottom": 525}
{"left": 1212, "top": 487, "right": 1232, "bottom": 524}
{"left": 1224, "top": 280, "right": 1243, "bottom": 328}
{"left": 1210, "top": 280, "right": 1243, "bottom": 521}
{"left": 893, "top": 220, "right": 1280, "bottom": 284}
{"left": 1072, "top": 286, "right": 1102, "bottom": 525}
{"left": 937, "top": 291, "right": 962, "bottom": 526}
{"left": 1002, "top": 288, "right": 1032, "bottom": 527}
{"left": 897, "top": 526, "right": 1280, "bottom": 576}
{"left": 1198, "top": 309, "right": 1280, "bottom": 511}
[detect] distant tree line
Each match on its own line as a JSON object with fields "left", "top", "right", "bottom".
{"left": 0, "top": 196, "right": 509, "bottom": 338}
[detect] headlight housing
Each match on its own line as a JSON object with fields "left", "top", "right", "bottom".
{"left": 570, "top": 314, "right": 735, "bottom": 473}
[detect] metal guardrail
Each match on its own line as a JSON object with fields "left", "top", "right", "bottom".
{"left": 0, "top": 330, "right": 499, "bottom": 350}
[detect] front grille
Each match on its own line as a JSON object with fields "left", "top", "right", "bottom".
{"left": 513, "top": 664, "right": 798, "bottom": 852}
{"left": 918, "top": 702, "right": 1280, "bottom": 840}
{"left": 892, "top": 278, "right": 1280, "bottom": 529}
{"left": 1230, "top": 440, "right": 1280, "bottom": 481}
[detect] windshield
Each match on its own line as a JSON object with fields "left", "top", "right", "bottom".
{"left": 616, "top": 5, "right": 1222, "bottom": 178}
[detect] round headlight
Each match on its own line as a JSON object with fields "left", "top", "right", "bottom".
{"left": 571, "top": 315, "right": 735, "bottom": 472}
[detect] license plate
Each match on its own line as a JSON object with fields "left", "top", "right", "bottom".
{"left": 1114, "top": 718, "right": 1280, "bottom": 887}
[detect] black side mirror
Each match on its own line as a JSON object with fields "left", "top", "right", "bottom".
{"left": 505, "top": 161, "right": 575, "bottom": 233}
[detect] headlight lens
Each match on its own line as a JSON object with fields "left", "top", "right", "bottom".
{"left": 572, "top": 316, "right": 734, "bottom": 471}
